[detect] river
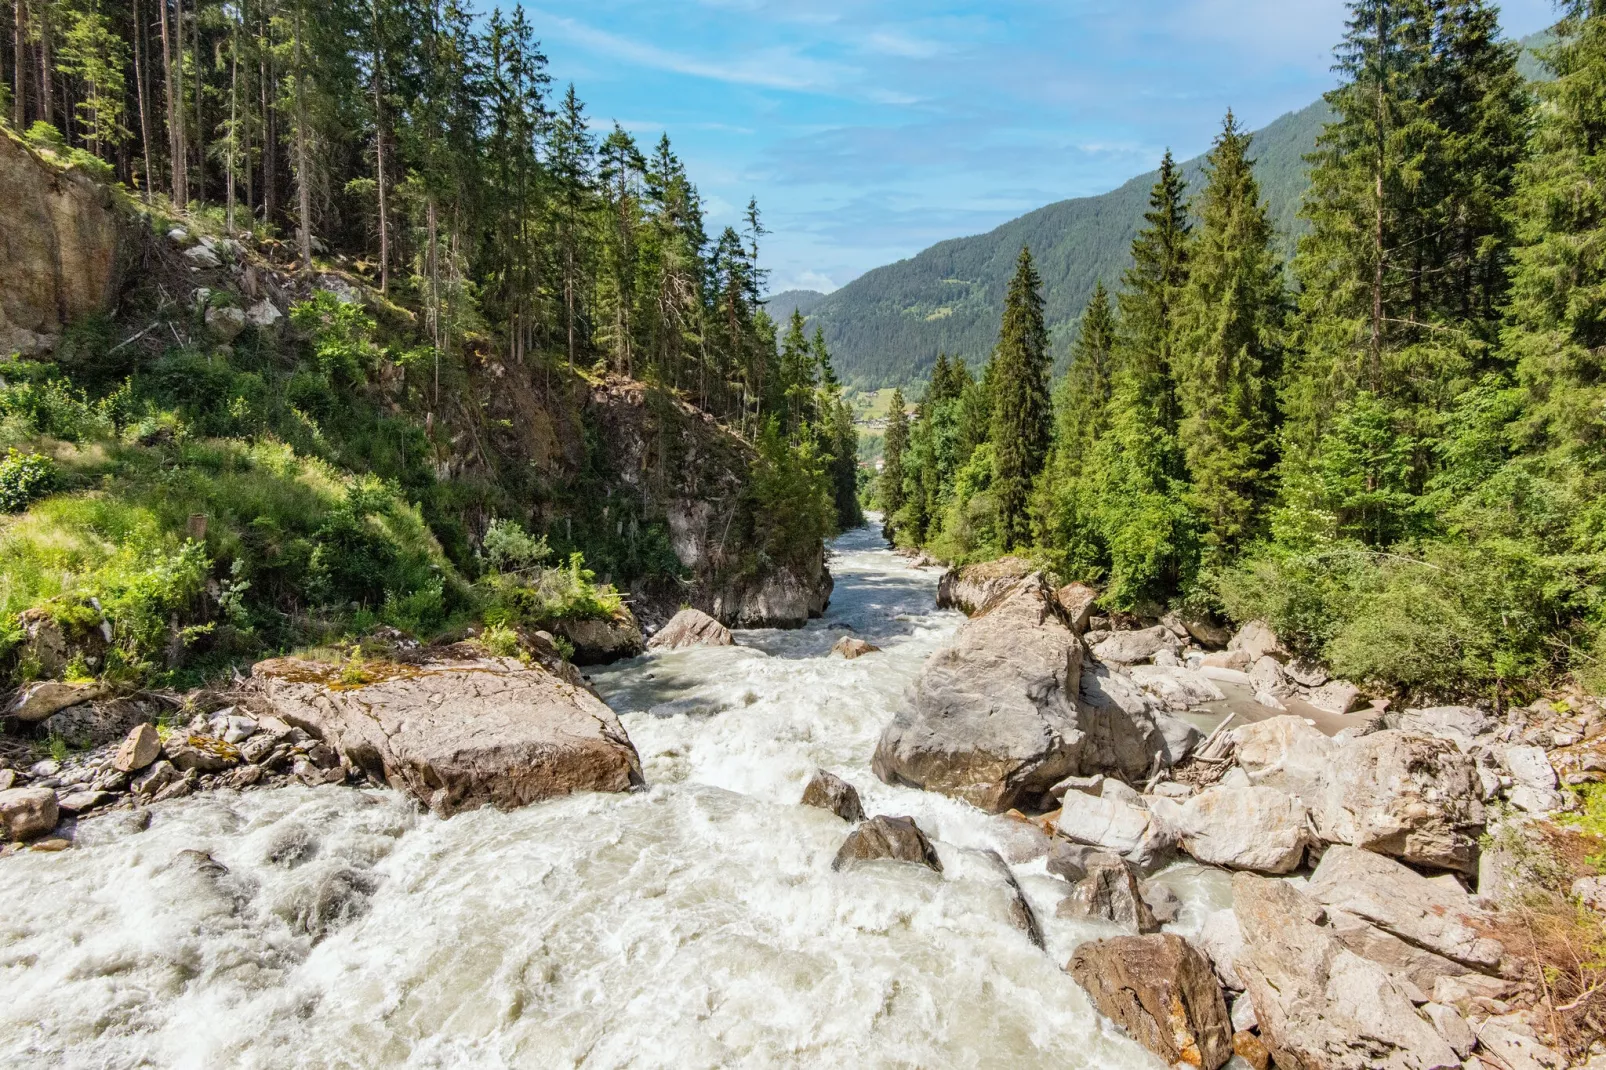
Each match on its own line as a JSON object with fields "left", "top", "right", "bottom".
{"left": 0, "top": 523, "right": 1233, "bottom": 1069}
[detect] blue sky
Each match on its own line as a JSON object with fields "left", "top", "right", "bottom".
{"left": 527, "top": 0, "right": 1561, "bottom": 294}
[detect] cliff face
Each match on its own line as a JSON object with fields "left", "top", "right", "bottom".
{"left": 0, "top": 131, "right": 133, "bottom": 357}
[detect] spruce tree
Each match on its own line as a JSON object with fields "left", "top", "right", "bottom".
{"left": 1054, "top": 279, "right": 1117, "bottom": 473}
{"left": 880, "top": 387, "right": 908, "bottom": 535}
{"left": 990, "top": 246, "right": 1053, "bottom": 550}
{"left": 1117, "top": 150, "right": 1191, "bottom": 443}
{"left": 1174, "top": 113, "right": 1285, "bottom": 559}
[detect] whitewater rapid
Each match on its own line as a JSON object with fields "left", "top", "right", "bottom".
{"left": 0, "top": 524, "right": 1231, "bottom": 1069}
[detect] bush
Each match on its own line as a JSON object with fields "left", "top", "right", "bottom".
{"left": 0, "top": 450, "right": 58, "bottom": 512}
{"left": 482, "top": 518, "right": 549, "bottom": 573}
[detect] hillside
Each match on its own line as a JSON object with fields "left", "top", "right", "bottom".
{"left": 763, "top": 289, "right": 829, "bottom": 326}
{"left": 810, "top": 31, "right": 1551, "bottom": 391}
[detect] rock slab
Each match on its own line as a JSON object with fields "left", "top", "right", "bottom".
{"left": 1067, "top": 934, "right": 1233, "bottom": 1070}
{"left": 832, "top": 815, "right": 942, "bottom": 872}
{"left": 801, "top": 770, "right": 864, "bottom": 822}
{"left": 253, "top": 655, "right": 644, "bottom": 816}
{"left": 647, "top": 608, "right": 733, "bottom": 651}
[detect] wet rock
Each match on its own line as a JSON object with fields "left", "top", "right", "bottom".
{"left": 114, "top": 722, "right": 163, "bottom": 772}
{"left": 0, "top": 787, "right": 59, "bottom": 840}
{"left": 6, "top": 680, "right": 109, "bottom": 723}
{"left": 1232, "top": 716, "right": 1485, "bottom": 873}
{"left": 1232, "top": 873, "right": 1460, "bottom": 1070}
{"left": 552, "top": 613, "right": 645, "bottom": 666}
{"left": 935, "top": 556, "right": 1033, "bottom": 615}
{"left": 74, "top": 807, "right": 151, "bottom": 847}
{"left": 1067, "top": 934, "right": 1233, "bottom": 1070}
{"left": 165, "top": 733, "right": 242, "bottom": 773}
{"left": 830, "top": 636, "right": 880, "bottom": 659}
{"left": 800, "top": 769, "right": 864, "bottom": 823}
{"left": 1307, "top": 846, "right": 1503, "bottom": 973}
{"left": 227, "top": 763, "right": 266, "bottom": 789}
{"left": 1150, "top": 785, "right": 1313, "bottom": 874}
{"left": 1227, "top": 620, "right": 1286, "bottom": 663}
{"left": 1089, "top": 625, "right": 1179, "bottom": 666}
{"left": 285, "top": 866, "right": 379, "bottom": 942}
{"left": 1140, "top": 879, "right": 1181, "bottom": 924}
{"left": 981, "top": 848, "right": 1044, "bottom": 949}
{"left": 1045, "top": 840, "right": 1119, "bottom": 884}
{"left": 831, "top": 815, "right": 942, "bottom": 873}
{"left": 151, "top": 776, "right": 195, "bottom": 802}
{"left": 1054, "top": 582, "right": 1099, "bottom": 633}
{"left": 1056, "top": 856, "right": 1160, "bottom": 933}
{"left": 646, "top": 608, "right": 733, "bottom": 651}
{"left": 253, "top": 654, "right": 644, "bottom": 816}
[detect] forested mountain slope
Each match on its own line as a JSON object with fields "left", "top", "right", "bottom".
{"left": 811, "top": 31, "right": 1550, "bottom": 391}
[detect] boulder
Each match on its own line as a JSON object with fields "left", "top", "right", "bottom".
{"left": 40, "top": 696, "right": 155, "bottom": 747}
{"left": 6, "top": 680, "right": 109, "bottom": 723}
{"left": 1201, "top": 649, "right": 1252, "bottom": 672}
{"left": 1166, "top": 612, "right": 1232, "bottom": 650}
{"left": 1322, "top": 908, "right": 1475, "bottom": 993}
{"left": 830, "top": 636, "right": 880, "bottom": 659}
{"left": 1051, "top": 789, "right": 1172, "bottom": 870}
{"left": 0, "top": 787, "right": 59, "bottom": 840}
{"left": 1077, "top": 663, "right": 1204, "bottom": 772}
{"left": 1067, "top": 934, "right": 1233, "bottom": 1070}
{"left": 1422, "top": 1003, "right": 1476, "bottom": 1059}
{"left": 1140, "top": 879, "right": 1182, "bottom": 924}
{"left": 1056, "top": 856, "right": 1160, "bottom": 933}
{"left": 1284, "top": 658, "right": 1330, "bottom": 688}
{"left": 981, "top": 848, "right": 1045, "bottom": 948}
{"left": 831, "top": 815, "right": 941, "bottom": 873}
{"left": 252, "top": 654, "right": 644, "bottom": 816}
{"left": 1248, "top": 655, "right": 1293, "bottom": 701}
{"left": 1307, "top": 846, "right": 1503, "bottom": 973}
{"left": 1500, "top": 744, "right": 1564, "bottom": 814}
{"left": 1233, "top": 717, "right": 1486, "bottom": 873}
{"left": 552, "top": 613, "right": 645, "bottom": 666}
{"left": 183, "top": 242, "right": 221, "bottom": 268}
{"left": 1046, "top": 840, "right": 1120, "bottom": 884}
{"left": 114, "top": 722, "right": 162, "bottom": 772}
{"left": 164, "top": 733, "right": 241, "bottom": 773}
{"left": 935, "top": 556, "right": 1034, "bottom": 615}
{"left": 1152, "top": 785, "right": 1312, "bottom": 874}
{"left": 245, "top": 298, "right": 283, "bottom": 328}
{"left": 205, "top": 304, "right": 247, "bottom": 341}
{"left": 800, "top": 769, "right": 864, "bottom": 822}
{"left": 872, "top": 575, "right": 1084, "bottom": 812}
{"left": 1474, "top": 1020, "right": 1566, "bottom": 1070}
{"left": 647, "top": 608, "right": 733, "bottom": 651}
{"left": 1383, "top": 706, "right": 1491, "bottom": 751}
{"left": 56, "top": 789, "right": 110, "bottom": 814}
{"left": 1197, "top": 908, "right": 1247, "bottom": 990}
{"left": 1227, "top": 620, "right": 1286, "bottom": 663}
{"left": 718, "top": 558, "right": 833, "bottom": 628}
{"left": 1089, "top": 626, "right": 1179, "bottom": 666}
{"left": 132, "top": 759, "right": 180, "bottom": 796}
{"left": 1127, "top": 665, "right": 1224, "bottom": 712}
{"left": 1054, "top": 583, "right": 1099, "bottom": 633}
{"left": 1306, "top": 679, "right": 1363, "bottom": 716}
{"left": 1232, "top": 873, "right": 1461, "bottom": 1070}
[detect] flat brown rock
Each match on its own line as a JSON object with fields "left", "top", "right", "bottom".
{"left": 1067, "top": 933, "right": 1233, "bottom": 1070}
{"left": 252, "top": 655, "right": 643, "bottom": 816}
{"left": 832, "top": 815, "right": 941, "bottom": 872}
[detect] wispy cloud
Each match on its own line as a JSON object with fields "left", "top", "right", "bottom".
{"left": 528, "top": 10, "right": 858, "bottom": 94}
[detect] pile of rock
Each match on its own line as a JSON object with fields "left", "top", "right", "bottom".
{"left": 0, "top": 702, "right": 344, "bottom": 851}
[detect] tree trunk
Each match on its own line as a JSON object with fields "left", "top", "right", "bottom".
{"left": 226, "top": 11, "right": 237, "bottom": 232}
{"left": 12, "top": 0, "right": 24, "bottom": 128}
{"left": 133, "top": 0, "right": 155, "bottom": 200}
{"left": 292, "top": 2, "right": 311, "bottom": 271}
{"left": 36, "top": 2, "right": 50, "bottom": 131}
{"left": 370, "top": 0, "right": 388, "bottom": 292}
{"left": 258, "top": 2, "right": 274, "bottom": 224}
{"left": 160, "top": 0, "right": 186, "bottom": 205}
{"left": 191, "top": 0, "right": 203, "bottom": 200}
{"left": 1370, "top": 12, "right": 1386, "bottom": 388}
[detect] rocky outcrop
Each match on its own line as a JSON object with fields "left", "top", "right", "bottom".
{"left": 832, "top": 815, "right": 941, "bottom": 872}
{"left": 1227, "top": 620, "right": 1287, "bottom": 664}
{"left": 1090, "top": 626, "right": 1180, "bottom": 666}
{"left": 874, "top": 576, "right": 1201, "bottom": 813}
{"left": 1050, "top": 789, "right": 1172, "bottom": 871}
{"left": 801, "top": 769, "right": 864, "bottom": 822}
{"left": 5, "top": 680, "right": 110, "bottom": 723}
{"left": 551, "top": 613, "right": 645, "bottom": 665}
{"left": 1232, "top": 873, "right": 1461, "bottom": 1070}
{"left": 251, "top": 654, "right": 643, "bottom": 816}
{"left": 713, "top": 548, "right": 833, "bottom": 628}
{"left": 935, "top": 556, "right": 1034, "bottom": 615}
{"left": 1067, "top": 934, "right": 1233, "bottom": 1070}
{"left": 1054, "top": 582, "right": 1099, "bottom": 633}
{"left": 0, "top": 130, "right": 132, "bottom": 357}
{"left": 1150, "top": 785, "right": 1313, "bottom": 874}
{"left": 1056, "top": 855, "right": 1161, "bottom": 933}
{"left": 1231, "top": 716, "right": 1485, "bottom": 873}
{"left": 647, "top": 608, "right": 733, "bottom": 651}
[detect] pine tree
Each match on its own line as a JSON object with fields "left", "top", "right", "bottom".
{"left": 548, "top": 83, "right": 594, "bottom": 369}
{"left": 990, "top": 245, "right": 1052, "bottom": 550}
{"left": 1174, "top": 112, "right": 1285, "bottom": 559}
{"left": 1054, "top": 279, "right": 1117, "bottom": 473}
{"left": 880, "top": 387, "right": 908, "bottom": 534}
{"left": 1117, "top": 150, "right": 1191, "bottom": 444}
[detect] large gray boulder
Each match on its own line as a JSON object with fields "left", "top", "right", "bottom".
{"left": 1151, "top": 785, "right": 1313, "bottom": 874}
{"left": 1052, "top": 790, "right": 1173, "bottom": 871}
{"left": 1056, "top": 855, "right": 1161, "bottom": 933}
{"left": 935, "top": 556, "right": 1034, "bottom": 615}
{"left": 1232, "top": 716, "right": 1485, "bottom": 873}
{"left": 647, "top": 608, "right": 733, "bottom": 651}
{"left": 1068, "top": 934, "right": 1233, "bottom": 1070}
{"left": 1227, "top": 620, "right": 1286, "bottom": 663}
{"left": 252, "top": 654, "right": 644, "bottom": 816}
{"left": 1127, "top": 665, "right": 1225, "bottom": 711}
{"left": 6, "top": 680, "right": 109, "bottom": 723}
{"left": 1375, "top": 706, "right": 1491, "bottom": 752}
{"left": 1307, "top": 846, "right": 1503, "bottom": 974}
{"left": 1090, "top": 626, "right": 1180, "bottom": 666}
{"left": 1232, "top": 873, "right": 1461, "bottom": 1070}
{"left": 0, "top": 787, "right": 58, "bottom": 840}
{"left": 552, "top": 613, "right": 645, "bottom": 665}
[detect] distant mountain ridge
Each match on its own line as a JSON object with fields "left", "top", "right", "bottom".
{"left": 797, "top": 29, "right": 1550, "bottom": 392}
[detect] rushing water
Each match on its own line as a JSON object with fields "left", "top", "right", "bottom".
{"left": 0, "top": 524, "right": 1232, "bottom": 1069}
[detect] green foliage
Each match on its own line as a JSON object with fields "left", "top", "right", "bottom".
{"left": 747, "top": 418, "right": 835, "bottom": 569}
{"left": 989, "top": 246, "right": 1053, "bottom": 549}
{"left": 0, "top": 451, "right": 59, "bottom": 512}
{"left": 480, "top": 551, "right": 624, "bottom": 626}
{"left": 482, "top": 518, "right": 550, "bottom": 573}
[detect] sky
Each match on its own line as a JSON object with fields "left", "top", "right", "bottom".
{"left": 525, "top": 0, "right": 1562, "bottom": 294}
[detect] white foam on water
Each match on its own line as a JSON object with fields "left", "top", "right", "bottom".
{"left": 0, "top": 524, "right": 1191, "bottom": 1069}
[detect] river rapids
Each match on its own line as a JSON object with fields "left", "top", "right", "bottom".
{"left": 0, "top": 524, "right": 1235, "bottom": 1069}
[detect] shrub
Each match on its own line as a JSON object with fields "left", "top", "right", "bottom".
{"left": 483, "top": 518, "right": 549, "bottom": 573}
{"left": 0, "top": 450, "right": 58, "bottom": 512}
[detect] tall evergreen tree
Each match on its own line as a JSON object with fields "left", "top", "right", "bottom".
{"left": 880, "top": 387, "right": 908, "bottom": 533}
{"left": 990, "top": 245, "right": 1053, "bottom": 549}
{"left": 1117, "top": 149, "right": 1191, "bottom": 444}
{"left": 1174, "top": 112, "right": 1285, "bottom": 559}
{"left": 1054, "top": 279, "right": 1117, "bottom": 473}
